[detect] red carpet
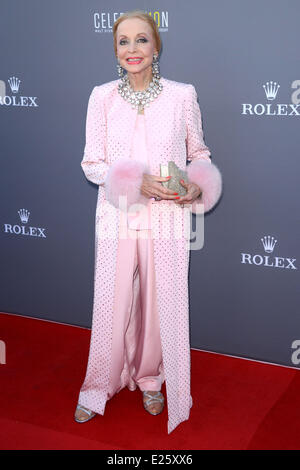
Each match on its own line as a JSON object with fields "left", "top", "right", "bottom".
{"left": 0, "top": 311, "right": 299, "bottom": 450}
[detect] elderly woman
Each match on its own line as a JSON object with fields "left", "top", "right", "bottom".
{"left": 74, "top": 9, "right": 222, "bottom": 434}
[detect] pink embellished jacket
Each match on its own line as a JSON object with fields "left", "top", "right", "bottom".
{"left": 81, "top": 76, "right": 222, "bottom": 215}
{"left": 79, "top": 76, "right": 222, "bottom": 435}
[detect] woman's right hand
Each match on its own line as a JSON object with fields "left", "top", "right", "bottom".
{"left": 140, "top": 174, "right": 180, "bottom": 200}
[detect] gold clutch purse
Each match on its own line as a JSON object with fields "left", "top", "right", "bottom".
{"left": 160, "top": 161, "right": 188, "bottom": 196}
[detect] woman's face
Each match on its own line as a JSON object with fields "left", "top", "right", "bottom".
{"left": 116, "top": 18, "right": 158, "bottom": 75}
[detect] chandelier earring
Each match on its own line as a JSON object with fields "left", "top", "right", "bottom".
{"left": 152, "top": 53, "right": 160, "bottom": 79}
{"left": 117, "top": 57, "right": 125, "bottom": 78}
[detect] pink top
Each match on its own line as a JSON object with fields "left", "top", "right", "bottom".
{"left": 127, "top": 113, "right": 153, "bottom": 230}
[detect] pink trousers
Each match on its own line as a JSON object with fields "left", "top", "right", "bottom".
{"left": 107, "top": 228, "right": 165, "bottom": 399}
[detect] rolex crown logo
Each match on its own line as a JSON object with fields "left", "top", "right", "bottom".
{"left": 261, "top": 235, "right": 277, "bottom": 253}
{"left": 8, "top": 76, "right": 21, "bottom": 94}
{"left": 18, "top": 208, "right": 30, "bottom": 224}
{"left": 262, "top": 81, "right": 280, "bottom": 101}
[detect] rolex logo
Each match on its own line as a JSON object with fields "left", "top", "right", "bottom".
{"left": 3, "top": 209, "right": 46, "bottom": 238}
{"left": 0, "top": 76, "right": 38, "bottom": 107}
{"left": 263, "top": 81, "right": 280, "bottom": 100}
{"left": 241, "top": 235, "right": 297, "bottom": 270}
{"left": 18, "top": 208, "right": 30, "bottom": 224}
{"left": 241, "top": 80, "right": 300, "bottom": 117}
{"left": 8, "top": 76, "right": 21, "bottom": 94}
{"left": 261, "top": 235, "right": 277, "bottom": 253}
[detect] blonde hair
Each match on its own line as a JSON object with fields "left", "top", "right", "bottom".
{"left": 113, "top": 9, "right": 162, "bottom": 58}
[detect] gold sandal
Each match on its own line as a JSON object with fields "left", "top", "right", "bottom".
{"left": 74, "top": 404, "right": 97, "bottom": 423}
{"left": 143, "top": 391, "right": 165, "bottom": 416}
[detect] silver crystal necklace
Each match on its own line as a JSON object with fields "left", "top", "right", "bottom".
{"left": 118, "top": 74, "right": 163, "bottom": 114}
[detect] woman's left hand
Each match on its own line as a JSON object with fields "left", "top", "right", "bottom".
{"left": 173, "top": 180, "right": 202, "bottom": 205}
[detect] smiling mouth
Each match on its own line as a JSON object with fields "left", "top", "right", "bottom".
{"left": 126, "top": 58, "right": 143, "bottom": 63}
